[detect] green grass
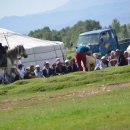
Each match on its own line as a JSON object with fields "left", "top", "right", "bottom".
{"left": 0, "top": 66, "right": 130, "bottom": 130}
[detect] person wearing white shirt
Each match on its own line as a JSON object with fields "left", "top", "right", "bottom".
{"left": 17, "top": 64, "right": 26, "bottom": 79}
{"left": 100, "top": 56, "right": 111, "bottom": 69}
{"left": 34, "top": 65, "right": 43, "bottom": 77}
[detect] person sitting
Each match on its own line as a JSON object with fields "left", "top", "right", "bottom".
{"left": 56, "top": 61, "right": 68, "bottom": 75}
{"left": 6, "top": 66, "right": 20, "bottom": 83}
{"left": 56, "top": 57, "right": 64, "bottom": 66}
{"left": 34, "top": 65, "right": 43, "bottom": 77}
{"left": 51, "top": 63, "right": 58, "bottom": 76}
{"left": 100, "top": 56, "right": 111, "bottom": 69}
{"left": 105, "top": 50, "right": 111, "bottom": 60}
{"left": 17, "top": 64, "right": 26, "bottom": 79}
{"left": 124, "top": 51, "right": 129, "bottom": 65}
{"left": 25, "top": 64, "right": 37, "bottom": 79}
{"left": 65, "top": 60, "right": 69, "bottom": 67}
{"left": 65, "top": 60, "right": 70, "bottom": 73}
{"left": 68, "top": 59, "right": 79, "bottom": 72}
{"left": 42, "top": 61, "right": 53, "bottom": 78}
{"left": 108, "top": 51, "right": 117, "bottom": 66}
{"left": 115, "top": 49, "right": 127, "bottom": 66}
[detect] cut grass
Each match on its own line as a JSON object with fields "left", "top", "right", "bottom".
{"left": 0, "top": 65, "right": 130, "bottom": 130}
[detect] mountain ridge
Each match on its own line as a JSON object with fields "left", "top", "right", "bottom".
{"left": 0, "top": 0, "right": 129, "bottom": 34}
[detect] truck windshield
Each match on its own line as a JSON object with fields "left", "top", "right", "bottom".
{"left": 77, "top": 34, "right": 99, "bottom": 46}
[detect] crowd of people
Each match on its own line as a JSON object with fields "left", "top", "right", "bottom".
{"left": 0, "top": 57, "right": 79, "bottom": 84}
{"left": 0, "top": 44, "right": 129, "bottom": 84}
{"left": 75, "top": 46, "right": 129, "bottom": 71}
{"left": 98, "top": 49, "right": 128, "bottom": 69}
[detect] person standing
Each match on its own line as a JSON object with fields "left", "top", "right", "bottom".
{"left": 0, "top": 43, "right": 6, "bottom": 55}
{"left": 75, "top": 46, "right": 91, "bottom": 71}
{"left": 0, "top": 43, "right": 7, "bottom": 66}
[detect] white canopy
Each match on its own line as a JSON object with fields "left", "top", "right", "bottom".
{"left": 0, "top": 28, "right": 66, "bottom": 68}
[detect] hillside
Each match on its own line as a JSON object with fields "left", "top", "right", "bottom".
{"left": 0, "top": 0, "right": 129, "bottom": 34}
{"left": 0, "top": 66, "right": 130, "bottom": 129}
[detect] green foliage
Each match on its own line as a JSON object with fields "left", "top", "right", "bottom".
{"left": 28, "top": 20, "right": 102, "bottom": 48}
{"left": 108, "top": 19, "right": 130, "bottom": 40}
{"left": 28, "top": 19, "right": 130, "bottom": 48}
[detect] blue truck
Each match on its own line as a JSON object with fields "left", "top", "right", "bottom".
{"left": 76, "top": 28, "right": 130, "bottom": 56}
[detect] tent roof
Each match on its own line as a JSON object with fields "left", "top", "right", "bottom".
{"left": 0, "top": 28, "right": 63, "bottom": 49}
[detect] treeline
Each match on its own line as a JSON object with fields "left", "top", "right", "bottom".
{"left": 28, "top": 19, "right": 130, "bottom": 48}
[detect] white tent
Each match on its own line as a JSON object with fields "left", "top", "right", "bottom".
{"left": 0, "top": 28, "right": 66, "bottom": 68}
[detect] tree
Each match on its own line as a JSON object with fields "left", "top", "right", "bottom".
{"left": 119, "top": 24, "right": 129, "bottom": 40}
{"left": 127, "top": 24, "right": 130, "bottom": 37}
{"left": 28, "top": 19, "right": 103, "bottom": 48}
{"left": 110, "top": 19, "right": 120, "bottom": 34}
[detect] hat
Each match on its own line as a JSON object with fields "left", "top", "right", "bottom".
{"left": 35, "top": 65, "right": 40, "bottom": 68}
{"left": 124, "top": 50, "right": 128, "bottom": 53}
{"left": 18, "top": 64, "right": 23, "bottom": 68}
{"left": 45, "top": 61, "right": 50, "bottom": 64}
{"left": 93, "top": 53, "right": 98, "bottom": 57}
{"left": 101, "top": 56, "right": 106, "bottom": 60}
{"left": 26, "top": 66, "right": 30, "bottom": 70}
{"left": 65, "top": 60, "right": 69, "bottom": 63}
{"left": 56, "top": 58, "right": 60, "bottom": 62}
{"left": 116, "top": 49, "right": 120, "bottom": 52}
{"left": 67, "top": 56, "right": 72, "bottom": 59}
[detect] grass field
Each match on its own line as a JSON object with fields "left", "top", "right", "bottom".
{"left": 0, "top": 65, "right": 130, "bottom": 130}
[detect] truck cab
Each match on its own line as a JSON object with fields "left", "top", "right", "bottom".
{"left": 76, "top": 28, "right": 119, "bottom": 56}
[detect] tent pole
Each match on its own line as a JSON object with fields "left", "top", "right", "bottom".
{"left": 59, "top": 43, "right": 66, "bottom": 62}
{"left": 3, "top": 32, "right": 10, "bottom": 49}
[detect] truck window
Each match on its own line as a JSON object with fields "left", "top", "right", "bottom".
{"left": 77, "top": 34, "right": 99, "bottom": 46}
{"left": 101, "top": 32, "right": 110, "bottom": 41}
{"left": 111, "top": 31, "right": 115, "bottom": 39}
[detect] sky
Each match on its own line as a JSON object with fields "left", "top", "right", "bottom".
{"left": 0, "top": 0, "right": 70, "bottom": 18}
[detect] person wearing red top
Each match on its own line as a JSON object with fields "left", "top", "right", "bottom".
{"left": 75, "top": 46, "right": 91, "bottom": 71}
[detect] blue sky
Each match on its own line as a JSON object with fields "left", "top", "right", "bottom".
{"left": 0, "top": 0, "right": 69, "bottom": 18}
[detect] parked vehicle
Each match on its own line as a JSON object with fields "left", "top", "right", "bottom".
{"left": 76, "top": 28, "right": 130, "bottom": 56}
